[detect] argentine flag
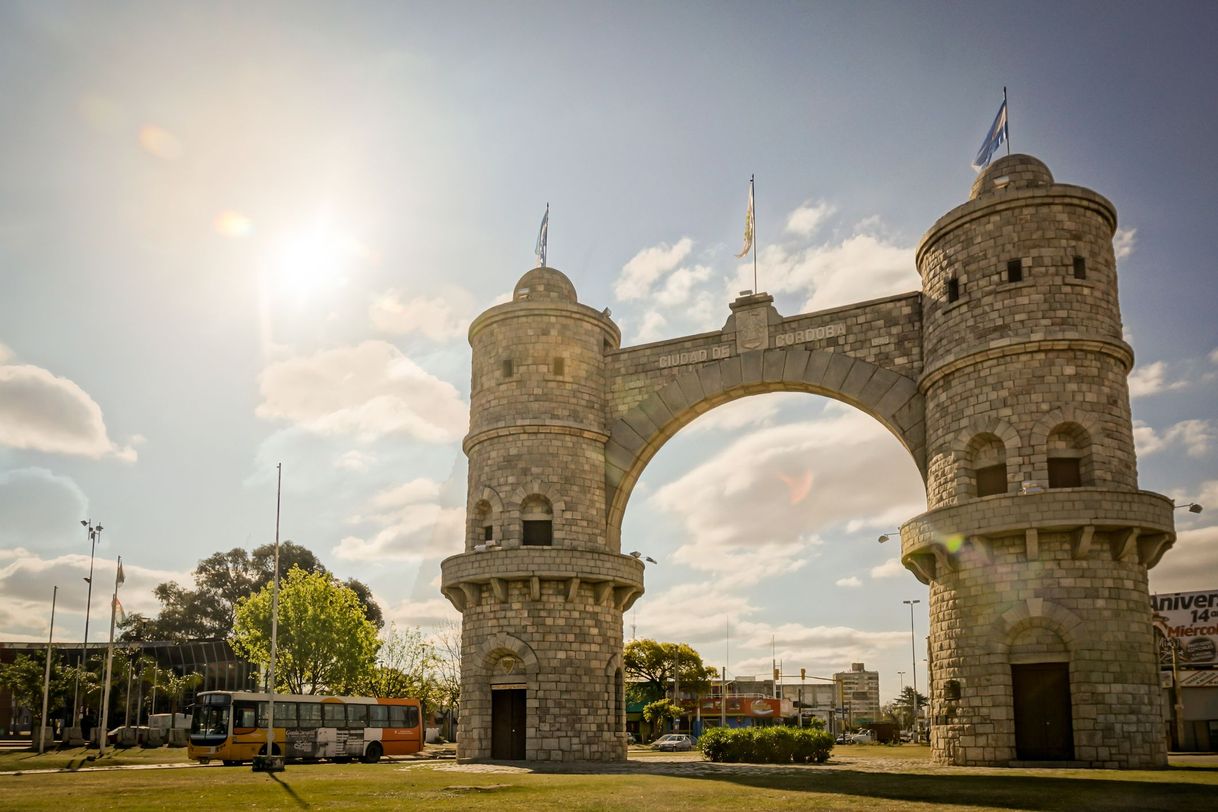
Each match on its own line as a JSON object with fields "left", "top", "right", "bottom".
{"left": 535, "top": 204, "right": 549, "bottom": 268}
{"left": 972, "top": 99, "right": 1008, "bottom": 171}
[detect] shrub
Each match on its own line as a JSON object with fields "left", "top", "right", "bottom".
{"left": 699, "top": 726, "right": 833, "bottom": 764}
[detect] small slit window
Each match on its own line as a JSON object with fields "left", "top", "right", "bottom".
{"left": 1073, "top": 256, "right": 1086, "bottom": 280}
{"left": 521, "top": 494, "right": 554, "bottom": 547}
{"left": 976, "top": 464, "right": 1007, "bottom": 497}
{"left": 1047, "top": 422, "right": 1092, "bottom": 488}
{"left": 502, "top": 359, "right": 514, "bottom": 378}
{"left": 1047, "top": 458, "right": 1082, "bottom": 488}
{"left": 947, "top": 277, "right": 960, "bottom": 303}
{"left": 1006, "top": 259, "right": 1023, "bottom": 283}
{"left": 552, "top": 357, "right": 565, "bottom": 376}
{"left": 483, "top": 524, "right": 493, "bottom": 541}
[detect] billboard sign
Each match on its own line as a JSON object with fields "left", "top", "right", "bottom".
{"left": 1152, "top": 589, "right": 1218, "bottom": 668}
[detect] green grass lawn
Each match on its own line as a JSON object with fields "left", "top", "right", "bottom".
{"left": 0, "top": 746, "right": 1214, "bottom": 811}
{"left": 0, "top": 745, "right": 192, "bottom": 773}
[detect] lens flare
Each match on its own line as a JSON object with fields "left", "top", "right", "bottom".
{"left": 214, "top": 211, "right": 253, "bottom": 238}
{"left": 138, "top": 125, "right": 183, "bottom": 159}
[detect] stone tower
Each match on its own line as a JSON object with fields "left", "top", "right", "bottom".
{"left": 440, "top": 267, "right": 644, "bottom": 761}
{"left": 906, "top": 154, "right": 1173, "bottom": 767}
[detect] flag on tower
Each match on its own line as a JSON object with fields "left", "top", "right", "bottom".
{"left": 115, "top": 559, "right": 125, "bottom": 585}
{"left": 735, "top": 178, "right": 755, "bottom": 259}
{"left": 535, "top": 204, "right": 549, "bottom": 268}
{"left": 972, "top": 96, "right": 1009, "bottom": 170}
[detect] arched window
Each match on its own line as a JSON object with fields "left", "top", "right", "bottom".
{"left": 473, "top": 499, "right": 493, "bottom": 543}
{"left": 520, "top": 494, "right": 553, "bottom": 547}
{"left": 966, "top": 433, "right": 1007, "bottom": 497}
{"left": 1047, "top": 423, "right": 1092, "bottom": 488}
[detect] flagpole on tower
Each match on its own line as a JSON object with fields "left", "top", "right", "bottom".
{"left": 751, "top": 175, "right": 758, "bottom": 293}
{"left": 1004, "top": 87, "right": 1010, "bottom": 155}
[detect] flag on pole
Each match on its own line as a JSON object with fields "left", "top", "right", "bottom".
{"left": 116, "top": 559, "right": 125, "bottom": 585}
{"left": 972, "top": 98, "right": 1009, "bottom": 171}
{"left": 535, "top": 204, "right": 549, "bottom": 268}
{"left": 112, "top": 596, "right": 126, "bottom": 624}
{"left": 735, "top": 180, "right": 755, "bottom": 258}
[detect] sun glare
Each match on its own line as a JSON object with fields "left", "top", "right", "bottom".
{"left": 271, "top": 217, "right": 365, "bottom": 301}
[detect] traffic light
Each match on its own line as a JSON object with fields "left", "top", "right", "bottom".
{"left": 800, "top": 668, "right": 806, "bottom": 680}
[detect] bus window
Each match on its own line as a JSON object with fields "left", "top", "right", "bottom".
{"left": 369, "top": 705, "right": 389, "bottom": 728}
{"left": 298, "top": 702, "right": 321, "bottom": 729}
{"left": 260, "top": 702, "right": 296, "bottom": 729}
{"left": 192, "top": 704, "right": 229, "bottom": 736}
{"left": 323, "top": 703, "right": 345, "bottom": 728}
{"left": 347, "top": 704, "right": 367, "bottom": 729}
{"left": 389, "top": 705, "right": 405, "bottom": 728}
{"left": 234, "top": 702, "right": 258, "bottom": 730}
{"left": 404, "top": 705, "right": 419, "bottom": 729}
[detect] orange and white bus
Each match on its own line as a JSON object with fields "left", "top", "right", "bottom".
{"left": 188, "top": 690, "right": 423, "bottom": 765}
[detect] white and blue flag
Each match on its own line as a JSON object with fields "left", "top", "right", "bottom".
{"left": 972, "top": 98, "right": 1008, "bottom": 170}
{"left": 535, "top": 204, "right": 549, "bottom": 267}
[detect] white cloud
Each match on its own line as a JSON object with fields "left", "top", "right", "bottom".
{"left": 1128, "top": 360, "right": 1189, "bottom": 398}
{"left": 684, "top": 394, "right": 789, "bottom": 434}
{"left": 0, "top": 547, "right": 184, "bottom": 640}
{"left": 1149, "top": 523, "right": 1218, "bottom": 595}
{"left": 369, "top": 285, "right": 475, "bottom": 341}
{"left": 835, "top": 576, "right": 862, "bottom": 588}
{"left": 256, "top": 340, "right": 467, "bottom": 443}
{"left": 650, "top": 410, "right": 925, "bottom": 586}
{"left": 870, "top": 558, "right": 906, "bottom": 579}
{"left": 654, "top": 264, "right": 711, "bottom": 308}
{"left": 1113, "top": 227, "right": 1137, "bottom": 260}
{"left": 730, "top": 230, "right": 917, "bottom": 314}
{"left": 785, "top": 201, "right": 836, "bottom": 237}
{"left": 614, "top": 238, "right": 694, "bottom": 301}
{"left": 382, "top": 596, "right": 462, "bottom": 630}
{"left": 0, "top": 343, "right": 12, "bottom": 363}
{"left": 632, "top": 310, "right": 670, "bottom": 344}
{"left": 1133, "top": 419, "right": 1214, "bottom": 458}
{"left": 1209, "top": 348, "right": 1218, "bottom": 366}
{"left": 335, "top": 450, "right": 376, "bottom": 472}
{"left": 0, "top": 468, "right": 89, "bottom": 548}
{"left": 334, "top": 478, "right": 463, "bottom": 563}
{"left": 0, "top": 361, "right": 138, "bottom": 461}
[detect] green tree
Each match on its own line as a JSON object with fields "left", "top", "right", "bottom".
{"left": 122, "top": 541, "right": 382, "bottom": 641}
{"left": 641, "top": 698, "right": 681, "bottom": 735}
{"left": 0, "top": 654, "right": 70, "bottom": 737}
{"left": 624, "top": 639, "right": 717, "bottom": 703}
{"left": 357, "top": 624, "right": 438, "bottom": 702}
{"left": 231, "top": 567, "right": 380, "bottom": 694}
{"left": 432, "top": 621, "right": 462, "bottom": 740}
{"left": 892, "top": 686, "right": 928, "bottom": 729}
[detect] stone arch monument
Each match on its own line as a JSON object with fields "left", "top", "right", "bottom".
{"left": 441, "top": 155, "right": 1174, "bottom": 768}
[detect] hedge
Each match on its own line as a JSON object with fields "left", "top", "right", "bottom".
{"left": 698, "top": 726, "right": 833, "bottom": 764}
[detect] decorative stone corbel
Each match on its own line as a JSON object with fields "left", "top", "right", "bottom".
{"left": 1071, "top": 525, "right": 1095, "bottom": 560}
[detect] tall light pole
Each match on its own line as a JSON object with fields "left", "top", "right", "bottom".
{"left": 74, "top": 520, "right": 101, "bottom": 732}
{"left": 903, "top": 599, "right": 920, "bottom": 738}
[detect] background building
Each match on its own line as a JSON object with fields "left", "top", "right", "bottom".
{"left": 835, "top": 663, "right": 880, "bottom": 726}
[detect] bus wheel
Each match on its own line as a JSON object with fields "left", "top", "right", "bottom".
{"left": 258, "top": 744, "right": 282, "bottom": 756}
{"left": 362, "top": 742, "right": 383, "bottom": 764}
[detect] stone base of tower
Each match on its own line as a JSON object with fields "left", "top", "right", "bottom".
{"left": 441, "top": 548, "right": 643, "bottom": 762}
{"left": 903, "top": 490, "right": 1173, "bottom": 769}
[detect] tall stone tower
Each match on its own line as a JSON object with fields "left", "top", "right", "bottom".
{"left": 440, "top": 267, "right": 644, "bottom": 761}
{"left": 907, "top": 154, "right": 1174, "bottom": 767}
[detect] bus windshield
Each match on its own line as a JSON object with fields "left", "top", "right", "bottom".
{"left": 191, "top": 705, "right": 230, "bottom": 737}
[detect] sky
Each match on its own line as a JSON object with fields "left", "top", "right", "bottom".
{"left": 2, "top": 1, "right": 1217, "bottom": 704}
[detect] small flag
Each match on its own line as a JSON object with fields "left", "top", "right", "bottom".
{"left": 972, "top": 98, "right": 1008, "bottom": 171}
{"left": 112, "top": 596, "right": 126, "bottom": 624}
{"left": 116, "top": 558, "right": 125, "bottom": 585}
{"left": 735, "top": 178, "right": 755, "bottom": 259}
{"left": 535, "top": 204, "right": 549, "bottom": 268}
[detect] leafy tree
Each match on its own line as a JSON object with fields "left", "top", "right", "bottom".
{"left": 147, "top": 665, "right": 203, "bottom": 717}
{"left": 641, "top": 698, "right": 681, "bottom": 734}
{"left": 432, "top": 622, "right": 462, "bottom": 740}
{"left": 231, "top": 567, "right": 380, "bottom": 694}
{"left": 624, "top": 639, "right": 717, "bottom": 703}
{"left": 357, "top": 624, "right": 438, "bottom": 702}
{"left": 0, "top": 654, "right": 70, "bottom": 736}
{"left": 122, "top": 541, "right": 382, "bottom": 641}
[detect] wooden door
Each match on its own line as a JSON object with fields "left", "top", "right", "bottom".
{"left": 491, "top": 688, "right": 526, "bottom": 760}
{"left": 1012, "top": 662, "right": 1073, "bottom": 760}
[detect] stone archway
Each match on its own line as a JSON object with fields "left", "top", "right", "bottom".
{"left": 442, "top": 154, "right": 1176, "bottom": 768}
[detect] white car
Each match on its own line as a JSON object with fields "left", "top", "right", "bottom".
{"left": 652, "top": 733, "right": 694, "bottom": 752}
{"left": 847, "top": 729, "right": 875, "bottom": 744}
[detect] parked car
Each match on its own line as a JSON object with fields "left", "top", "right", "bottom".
{"left": 652, "top": 733, "right": 694, "bottom": 752}
{"left": 847, "top": 729, "right": 876, "bottom": 744}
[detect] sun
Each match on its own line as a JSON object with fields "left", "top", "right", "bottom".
{"left": 271, "top": 216, "right": 363, "bottom": 301}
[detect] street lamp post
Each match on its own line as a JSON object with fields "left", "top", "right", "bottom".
{"left": 903, "top": 600, "right": 920, "bottom": 739}
{"left": 74, "top": 520, "right": 101, "bottom": 737}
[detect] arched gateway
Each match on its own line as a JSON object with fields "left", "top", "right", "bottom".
{"left": 441, "top": 155, "right": 1174, "bottom": 768}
